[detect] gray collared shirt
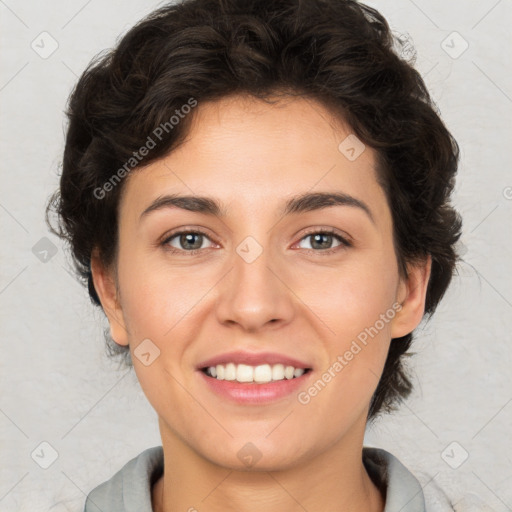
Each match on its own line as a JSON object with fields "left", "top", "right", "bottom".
{"left": 83, "top": 445, "right": 452, "bottom": 511}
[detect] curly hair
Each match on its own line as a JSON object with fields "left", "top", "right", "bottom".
{"left": 46, "top": 0, "right": 462, "bottom": 420}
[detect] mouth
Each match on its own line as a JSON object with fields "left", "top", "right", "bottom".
{"left": 195, "top": 351, "right": 314, "bottom": 403}
{"left": 200, "top": 363, "right": 313, "bottom": 384}
{"left": 198, "top": 363, "right": 313, "bottom": 404}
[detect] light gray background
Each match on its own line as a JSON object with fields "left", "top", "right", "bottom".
{"left": 1, "top": 0, "right": 511, "bottom": 511}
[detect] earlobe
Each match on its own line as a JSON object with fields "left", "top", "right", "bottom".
{"left": 90, "top": 250, "right": 129, "bottom": 346}
{"left": 390, "top": 254, "right": 432, "bottom": 339}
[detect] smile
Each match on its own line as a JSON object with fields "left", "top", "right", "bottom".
{"left": 202, "top": 363, "right": 311, "bottom": 383}
{"left": 198, "top": 365, "right": 313, "bottom": 405}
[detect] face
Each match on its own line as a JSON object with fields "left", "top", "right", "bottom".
{"left": 93, "top": 94, "right": 430, "bottom": 471}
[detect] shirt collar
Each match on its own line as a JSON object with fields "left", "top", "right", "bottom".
{"left": 363, "top": 446, "right": 426, "bottom": 512}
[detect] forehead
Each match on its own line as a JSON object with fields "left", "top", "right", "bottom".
{"left": 121, "top": 94, "right": 389, "bottom": 224}
{"left": 178, "top": 93, "right": 366, "bottom": 169}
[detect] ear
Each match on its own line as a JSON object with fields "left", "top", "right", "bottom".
{"left": 390, "top": 254, "right": 432, "bottom": 339}
{"left": 90, "top": 249, "right": 129, "bottom": 346}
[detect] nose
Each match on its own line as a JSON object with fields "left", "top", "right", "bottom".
{"left": 215, "top": 239, "right": 295, "bottom": 332}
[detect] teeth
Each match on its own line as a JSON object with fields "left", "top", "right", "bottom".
{"left": 205, "top": 363, "right": 307, "bottom": 383}
{"left": 272, "top": 363, "right": 285, "bottom": 381}
{"left": 254, "top": 364, "right": 272, "bottom": 383}
{"left": 237, "top": 364, "right": 254, "bottom": 382}
{"left": 225, "top": 363, "right": 236, "bottom": 381}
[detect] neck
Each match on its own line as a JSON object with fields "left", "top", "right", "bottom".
{"left": 152, "top": 420, "right": 384, "bottom": 512}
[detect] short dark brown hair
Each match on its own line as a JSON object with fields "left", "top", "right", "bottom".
{"left": 46, "top": 0, "right": 462, "bottom": 420}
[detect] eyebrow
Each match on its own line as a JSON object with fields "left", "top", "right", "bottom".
{"left": 140, "top": 191, "right": 375, "bottom": 224}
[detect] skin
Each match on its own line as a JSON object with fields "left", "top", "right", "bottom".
{"left": 91, "top": 93, "right": 431, "bottom": 512}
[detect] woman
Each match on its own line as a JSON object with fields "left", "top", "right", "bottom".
{"left": 47, "top": 0, "right": 462, "bottom": 510}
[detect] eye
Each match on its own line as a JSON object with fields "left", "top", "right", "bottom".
{"left": 160, "top": 228, "right": 351, "bottom": 256}
{"left": 295, "top": 229, "right": 352, "bottom": 254}
{"left": 161, "top": 229, "right": 215, "bottom": 254}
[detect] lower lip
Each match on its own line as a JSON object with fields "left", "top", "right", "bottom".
{"left": 197, "top": 370, "right": 312, "bottom": 404}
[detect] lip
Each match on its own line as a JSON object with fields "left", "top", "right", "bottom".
{"left": 196, "top": 350, "right": 312, "bottom": 370}
{"left": 197, "top": 368, "right": 313, "bottom": 405}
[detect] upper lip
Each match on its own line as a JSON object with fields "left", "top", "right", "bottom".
{"left": 197, "top": 351, "right": 312, "bottom": 370}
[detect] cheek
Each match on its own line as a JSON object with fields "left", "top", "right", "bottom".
{"left": 299, "top": 253, "right": 398, "bottom": 402}
{"left": 294, "top": 274, "right": 396, "bottom": 425}
{"left": 118, "top": 254, "right": 200, "bottom": 337}
{"left": 117, "top": 261, "right": 194, "bottom": 407}
{"left": 117, "top": 256, "right": 214, "bottom": 390}
{"left": 309, "top": 257, "right": 398, "bottom": 336}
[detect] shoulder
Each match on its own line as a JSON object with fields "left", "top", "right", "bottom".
{"left": 83, "top": 445, "right": 164, "bottom": 512}
{"left": 363, "top": 446, "right": 454, "bottom": 512}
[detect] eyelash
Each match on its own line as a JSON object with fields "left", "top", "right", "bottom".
{"left": 160, "top": 228, "right": 352, "bottom": 256}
